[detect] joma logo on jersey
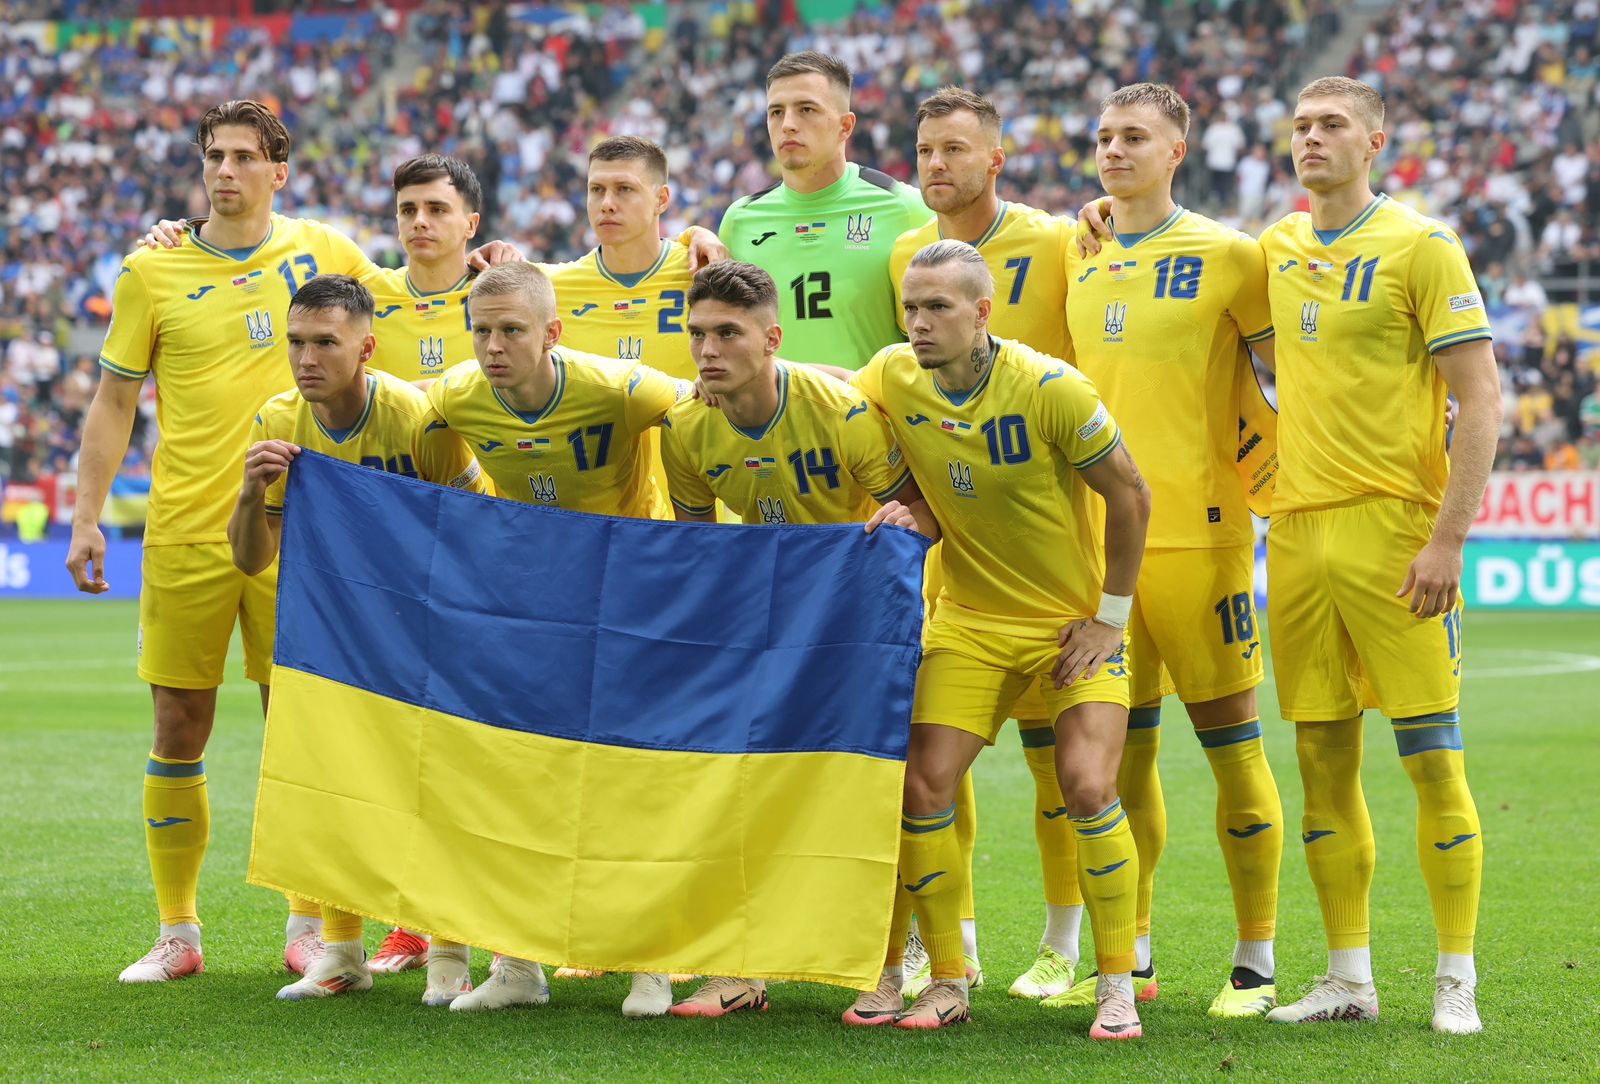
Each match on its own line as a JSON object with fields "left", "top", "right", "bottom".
{"left": 846, "top": 214, "right": 873, "bottom": 244}
{"left": 1103, "top": 302, "right": 1127, "bottom": 342}
{"left": 1300, "top": 301, "right": 1321, "bottom": 339}
{"left": 419, "top": 336, "right": 446, "bottom": 370}
{"left": 948, "top": 461, "right": 976, "bottom": 498}
{"left": 245, "top": 310, "right": 273, "bottom": 347}
{"left": 528, "top": 473, "right": 559, "bottom": 503}
{"left": 757, "top": 496, "right": 788, "bottom": 524}
{"left": 617, "top": 336, "right": 644, "bottom": 360}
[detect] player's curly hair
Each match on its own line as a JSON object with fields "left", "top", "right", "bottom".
{"left": 194, "top": 99, "right": 291, "bottom": 163}
{"left": 288, "top": 274, "right": 374, "bottom": 322}
{"left": 1297, "top": 76, "right": 1386, "bottom": 132}
{"left": 1100, "top": 83, "right": 1190, "bottom": 138}
{"left": 393, "top": 154, "right": 483, "bottom": 214}
{"left": 688, "top": 261, "right": 778, "bottom": 315}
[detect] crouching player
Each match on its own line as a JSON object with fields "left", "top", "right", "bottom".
{"left": 658, "top": 259, "right": 940, "bottom": 1017}
{"left": 852, "top": 240, "right": 1151, "bottom": 1037}
{"left": 226, "top": 274, "right": 487, "bottom": 1001}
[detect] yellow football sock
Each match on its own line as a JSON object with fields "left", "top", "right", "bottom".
{"left": 1119, "top": 706, "right": 1165, "bottom": 939}
{"left": 144, "top": 753, "right": 210, "bottom": 927}
{"left": 1393, "top": 712, "right": 1482, "bottom": 955}
{"left": 900, "top": 804, "right": 965, "bottom": 980}
{"left": 1019, "top": 722, "right": 1081, "bottom": 907}
{"left": 1195, "top": 716, "right": 1283, "bottom": 941}
{"left": 954, "top": 771, "right": 977, "bottom": 923}
{"left": 321, "top": 905, "right": 363, "bottom": 944}
{"left": 1296, "top": 717, "right": 1375, "bottom": 950}
{"left": 1072, "top": 798, "right": 1138, "bottom": 974}
{"left": 285, "top": 894, "right": 321, "bottom": 918}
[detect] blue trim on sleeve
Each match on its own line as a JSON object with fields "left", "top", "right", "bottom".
{"left": 1072, "top": 432, "right": 1122, "bottom": 471}
{"left": 97, "top": 355, "right": 146, "bottom": 379}
{"left": 1426, "top": 329, "right": 1492, "bottom": 353}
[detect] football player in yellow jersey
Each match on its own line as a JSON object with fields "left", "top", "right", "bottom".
{"left": 225, "top": 275, "right": 484, "bottom": 1005}
{"left": 1257, "top": 78, "right": 1499, "bottom": 1036}
{"left": 65, "top": 101, "right": 395, "bottom": 984}
{"left": 888, "top": 86, "right": 1078, "bottom": 1003}
{"left": 1054, "top": 83, "right": 1285, "bottom": 1019}
{"left": 853, "top": 241, "right": 1151, "bottom": 1038}
{"left": 365, "top": 155, "right": 484, "bottom": 382}
{"left": 657, "top": 261, "right": 938, "bottom": 1021}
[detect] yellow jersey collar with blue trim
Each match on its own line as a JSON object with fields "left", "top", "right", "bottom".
{"left": 595, "top": 239, "right": 671, "bottom": 289}
{"left": 939, "top": 202, "right": 1008, "bottom": 248}
{"left": 725, "top": 362, "right": 791, "bottom": 441}
{"left": 491, "top": 350, "right": 567, "bottom": 425}
{"left": 312, "top": 374, "right": 377, "bottom": 445}
{"left": 1309, "top": 193, "right": 1389, "bottom": 246}
{"left": 186, "top": 217, "right": 276, "bottom": 262}
{"left": 1110, "top": 204, "right": 1184, "bottom": 249}
{"left": 930, "top": 336, "right": 999, "bottom": 408}
{"left": 405, "top": 268, "right": 474, "bottom": 298}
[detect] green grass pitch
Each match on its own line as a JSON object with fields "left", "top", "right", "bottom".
{"left": 2, "top": 600, "right": 1596, "bottom": 1081}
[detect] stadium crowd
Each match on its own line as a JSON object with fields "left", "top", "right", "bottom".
{"left": 1, "top": 0, "right": 1596, "bottom": 495}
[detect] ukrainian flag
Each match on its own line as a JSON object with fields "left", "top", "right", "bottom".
{"left": 248, "top": 453, "right": 927, "bottom": 989}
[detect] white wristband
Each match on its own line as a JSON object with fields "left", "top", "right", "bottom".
{"left": 1095, "top": 592, "right": 1133, "bottom": 629}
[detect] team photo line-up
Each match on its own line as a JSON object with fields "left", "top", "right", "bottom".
{"left": 68, "top": 48, "right": 1499, "bottom": 1040}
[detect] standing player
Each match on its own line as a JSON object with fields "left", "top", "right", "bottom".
{"left": 854, "top": 241, "right": 1151, "bottom": 1037}
{"left": 720, "top": 51, "right": 932, "bottom": 368}
{"left": 889, "top": 85, "right": 1078, "bottom": 1003}
{"left": 1055, "top": 83, "right": 1284, "bottom": 1018}
{"left": 658, "top": 260, "right": 939, "bottom": 1019}
{"left": 1258, "top": 77, "right": 1498, "bottom": 1035}
{"left": 425, "top": 262, "right": 687, "bottom": 1019}
{"left": 365, "top": 154, "right": 484, "bottom": 383}
{"left": 226, "top": 275, "right": 485, "bottom": 1003}
{"left": 67, "top": 100, "right": 400, "bottom": 983}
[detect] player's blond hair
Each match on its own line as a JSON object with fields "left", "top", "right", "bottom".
{"left": 471, "top": 262, "right": 557, "bottom": 323}
{"left": 915, "top": 86, "right": 1002, "bottom": 142}
{"left": 1100, "top": 83, "right": 1190, "bottom": 137}
{"left": 1297, "top": 76, "right": 1385, "bottom": 132}
{"left": 907, "top": 239, "right": 994, "bottom": 299}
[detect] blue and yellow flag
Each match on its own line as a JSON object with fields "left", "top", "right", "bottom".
{"left": 248, "top": 453, "right": 927, "bottom": 989}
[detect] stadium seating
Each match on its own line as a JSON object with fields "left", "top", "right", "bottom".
{"left": 0, "top": 0, "right": 1595, "bottom": 498}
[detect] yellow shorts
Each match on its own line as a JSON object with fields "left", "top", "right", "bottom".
{"left": 1267, "top": 499, "right": 1463, "bottom": 721}
{"left": 139, "top": 542, "right": 277, "bottom": 689}
{"left": 1129, "top": 543, "right": 1264, "bottom": 706}
{"left": 922, "top": 544, "right": 1053, "bottom": 728}
{"left": 913, "top": 617, "right": 1131, "bottom": 744}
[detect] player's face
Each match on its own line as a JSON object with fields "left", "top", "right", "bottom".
{"left": 1291, "top": 97, "right": 1384, "bottom": 192}
{"left": 396, "top": 178, "right": 479, "bottom": 264}
{"left": 470, "top": 292, "right": 560, "bottom": 389}
{"left": 766, "top": 74, "right": 854, "bottom": 173}
{"left": 1095, "top": 105, "right": 1185, "bottom": 197}
{"left": 916, "top": 110, "right": 1003, "bottom": 215}
{"left": 687, "top": 298, "right": 781, "bottom": 397}
{"left": 587, "top": 160, "right": 669, "bottom": 246}
{"left": 901, "top": 266, "right": 990, "bottom": 371}
{"left": 201, "top": 125, "right": 287, "bottom": 218}
{"left": 286, "top": 308, "right": 374, "bottom": 402}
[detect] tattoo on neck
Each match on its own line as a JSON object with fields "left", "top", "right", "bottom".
{"left": 971, "top": 340, "right": 988, "bottom": 373}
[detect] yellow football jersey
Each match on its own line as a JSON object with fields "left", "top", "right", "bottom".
{"left": 542, "top": 240, "right": 696, "bottom": 381}
{"left": 890, "top": 201, "right": 1073, "bottom": 357}
{"left": 99, "top": 214, "right": 379, "bottom": 545}
{"left": 367, "top": 267, "right": 476, "bottom": 380}
{"left": 1065, "top": 206, "right": 1273, "bottom": 548}
{"left": 252, "top": 369, "right": 486, "bottom": 513}
{"left": 660, "top": 361, "right": 911, "bottom": 524}
{"left": 1260, "top": 195, "right": 1492, "bottom": 514}
{"left": 852, "top": 338, "right": 1121, "bottom": 634}
{"left": 426, "top": 349, "right": 682, "bottom": 518}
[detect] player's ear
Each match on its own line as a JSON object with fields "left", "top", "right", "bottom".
{"left": 545, "top": 317, "right": 562, "bottom": 352}
{"left": 989, "top": 145, "right": 1006, "bottom": 179}
{"left": 271, "top": 162, "right": 289, "bottom": 192}
{"left": 1170, "top": 137, "right": 1187, "bottom": 171}
{"left": 1368, "top": 127, "right": 1386, "bottom": 159}
{"left": 359, "top": 331, "right": 376, "bottom": 364}
{"left": 766, "top": 321, "right": 782, "bottom": 356}
{"left": 839, "top": 110, "right": 857, "bottom": 142}
{"left": 655, "top": 184, "right": 670, "bottom": 216}
{"left": 974, "top": 295, "right": 992, "bottom": 331}
{"left": 465, "top": 211, "right": 480, "bottom": 241}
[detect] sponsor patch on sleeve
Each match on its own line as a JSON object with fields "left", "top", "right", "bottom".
{"left": 1077, "top": 402, "right": 1109, "bottom": 442}
{"left": 886, "top": 445, "right": 903, "bottom": 469}
{"left": 1447, "top": 292, "right": 1483, "bottom": 313}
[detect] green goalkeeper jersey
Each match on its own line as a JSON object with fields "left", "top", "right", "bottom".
{"left": 719, "top": 163, "right": 932, "bottom": 369}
